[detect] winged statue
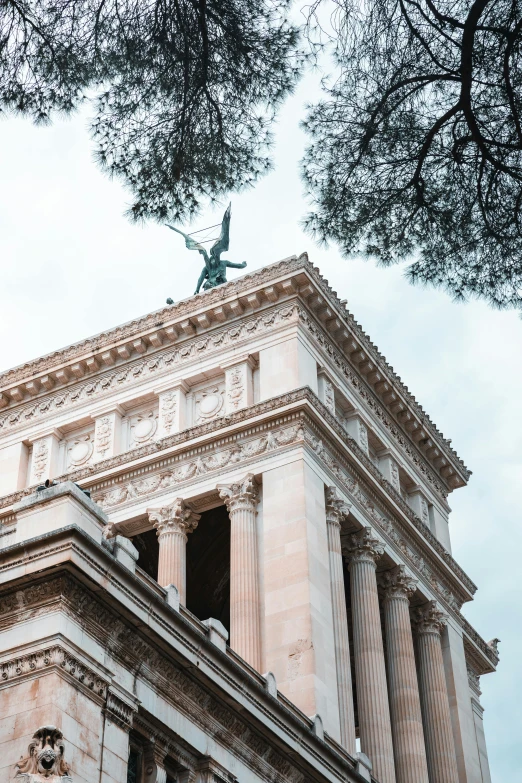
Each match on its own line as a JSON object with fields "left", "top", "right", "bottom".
{"left": 166, "top": 203, "right": 246, "bottom": 296}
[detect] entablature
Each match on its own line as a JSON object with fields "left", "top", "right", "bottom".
{"left": 0, "top": 255, "right": 470, "bottom": 498}
{"left": 0, "top": 387, "right": 476, "bottom": 614}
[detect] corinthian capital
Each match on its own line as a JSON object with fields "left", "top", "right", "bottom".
{"left": 344, "top": 526, "right": 385, "bottom": 566}
{"left": 147, "top": 498, "right": 200, "bottom": 539}
{"left": 217, "top": 473, "right": 258, "bottom": 514}
{"left": 325, "top": 486, "right": 351, "bottom": 529}
{"left": 414, "top": 600, "right": 447, "bottom": 635}
{"left": 380, "top": 565, "right": 417, "bottom": 603}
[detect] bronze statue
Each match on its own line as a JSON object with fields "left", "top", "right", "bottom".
{"left": 166, "top": 203, "right": 246, "bottom": 297}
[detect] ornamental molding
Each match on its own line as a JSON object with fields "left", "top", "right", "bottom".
{"left": 0, "top": 258, "right": 468, "bottom": 491}
{"left": 0, "top": 576, "right": 324, "bottom": 783}
{"left": 0, "top": 301, "right": 299, "bottom": 438}
{"left": 0, "top": 388, "right": 475, "bottom": 607}
{"left": 105, "top": 690, "right": 136, "bottom": 730}
{"left": 0, "top": 644, "right": 108, "bottom": 698}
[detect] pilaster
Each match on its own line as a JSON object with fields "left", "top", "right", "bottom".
{"left": 28, "top": 429, "right": 61, "bottom": 485}
{"left": 344, "top": 415, "right": 369, "bottom": 456}
{"left": 155, "top": 380, "right": 189, "bottom": 438}
{"left": 222, "top": 355, "right": 256, "bottom": 413}
{"left": 92, "top": 405, "right": 124, "bottom": 461}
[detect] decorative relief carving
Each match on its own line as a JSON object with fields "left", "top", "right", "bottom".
{"left": 218, "top": 473, "right": 258, "bottom": 514}
{"left": 0, "top": 645, "right": 108, "bottom": 697}
{"left": 227, "top": 366, "right": 245, "bottom": 410}
{"left": 15, "top": 726, "right": 72, "bottom": 782}
{"left": 148, "top": 498, "right": 200, "bottom": 540}
{"left": 325, "top": 486, "right": 351, "bottom": 530}
{"left": 380, "top": 565, "right": 417, "bottom": 603}
{"left": 414, "top": 600, "right": 447, "bottom": 635}
{"left": 194, "top": 383, "right": 225, "bottom": 424}
{"left": 343, "top": 526, "right": 385, "bottom": 566}
{"left": 105, "top": 691, "right": 135, "bottom": 730}
{"left": 358, "top": 421, "right": 369, "bottom": 455}
{"left": 33, "top": 440, "right": 49, "bottom": 482}
{"left": 94, "top": 416, "right": 113, "bottom": 457}
{"left": 390, "top": 460, "right": 400, "bottom": 492}
{"left": 324, "top": 379, "right": 335, "bottom": 415}
{"left": 64, "top": 429, "right": 95, "bottom": 471}
{"left": 128, "top": 408, "right": 158, "bottom": 449}
{"left": 95, "top": 422, "right": 302, "bottom": 510}
{"left": 419, "top": 496, "right": 430, "bottom": 526}
{"left": 160, "top": 392, "right": 177, "bottom": 435}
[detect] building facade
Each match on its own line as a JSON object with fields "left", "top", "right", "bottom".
{"left": 0, "top": 255, "right": 497, "bottom": 783}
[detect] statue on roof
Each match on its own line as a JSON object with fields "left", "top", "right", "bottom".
{"left": 166, "top": 203, "right": 246, "bottom": 297}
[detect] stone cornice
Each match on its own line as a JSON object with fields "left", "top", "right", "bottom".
{"left": 0, "top": 563, "right": 363, "bottom": 783}
{"left": 0, "top": 387, "right": 476, "bottom": 603}
{"left": 0, "top": 254, "right": 469, "bottom": 490}
{"left": 459, "top": 611, "right": 499, "bottom": 672}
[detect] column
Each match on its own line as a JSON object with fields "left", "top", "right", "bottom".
{"left": 325, "top": 487, "right": 356, "bottom": 754}
{"left": 218, "top": 473, "right": 262, "bottom": 671}
{"left": 345, "top": 527, "right": 396, "bottom": 783}
{"left": 155, "top": 380, "right": 189, "bottom": 438}
{"left": 222, "top": 355, "right": 255, "bottom": 413}
{"left": 415, "top": 601, "right": 459, "bottom": 783}
{"left": 381, "top": 566, "right": 429, "bottom": 783}
{"left": 28, "top": 429, "right": 61, "bottom": 485}
{"left": 147, "top": 499, "right": 200, "bottom": 601}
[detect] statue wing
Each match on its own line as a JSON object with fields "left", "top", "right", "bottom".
{"left": 166, "top": 224, "right": 205, "bottom": 252}
{"left": 210, "top": 203, "right": 231, "bottom": 257}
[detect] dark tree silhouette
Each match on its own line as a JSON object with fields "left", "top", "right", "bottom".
{"left": 303, "top": 0, "right": 522, "bottom": 309}
{"left": 0, "top": 0, "right": 301, "bottom": 221}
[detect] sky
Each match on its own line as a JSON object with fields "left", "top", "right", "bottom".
{"left": 1, "top": 65, "right": 521, "bottom": 779}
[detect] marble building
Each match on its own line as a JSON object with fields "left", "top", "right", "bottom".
{"left": 0, "top": 254, "right": 498, "bottom": 783}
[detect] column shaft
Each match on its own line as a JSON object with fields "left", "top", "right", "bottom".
{"left": 147, "top": 499, "right": 199, "bottom": 603}
{"left": 416, "top": 602, "right": 459, "bottom": 783}
{"left": 326, "top": 488, "right": 356, "bottom": 754}
{"left": 382, "top": 568, "right": 429, "bottom": 783}
{"left": 346, "top": 529, "right": 396, "bottom": 783}
{"left": 157, "top": 530, "right": 187, "bottom": 599}
{"left": 219, "top": 474, "right": 262, "bottom": 671}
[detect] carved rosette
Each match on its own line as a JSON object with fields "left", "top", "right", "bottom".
{"left": 344, "top": 526, "right": 385, "bottom": 567}
{"left": 148, "top": 499, "right": 200, "bottom": 541}
{"left": 218, "top": 473, "right": 258, "bottom": 514}
{"left": 415, "top": 600, "right": 447, "bottom": 636}
{"left": 325, "top": 486, "right": 351, "bottom": 531}
{"left": 381, "top": 565, "right": 417, "bottom": 605}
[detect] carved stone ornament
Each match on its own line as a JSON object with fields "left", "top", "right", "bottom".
{"left": 161, "top": 391, "right": 177, "bottom": 434}
{"left": 15, "top": 726, "right": 72, "bottom": 781}
{"left": 325, "top": 486, "right": 351, "bottom": 530}
{"left": 218, "top": 473, "right": 258, "bottom": 514}
{"left": 380, "top": 564, "right": 417, "bottom": 603}
{"left": 414, "top": 600, "right": 447, "bottom": 635}
{"left": 148, "top": 498, "right": 200, "bottom": 540}
{"left": 343, "top": 526, "right": 385, "bottom": 567}
{"left": 227, "top": 366, "right": 245, "bottom": 410}
{"left": 95, "top": 416, "right": 113, "bottom": 457}
{"left": 33, "top": 440, "right": 49, "bottom": 481}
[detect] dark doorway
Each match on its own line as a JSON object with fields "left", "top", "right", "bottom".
{"left": 133, "top": 528, "right": 159, "bottom": 580}
{"left": 186, "top": 504, "right": 231, "bottom": 633}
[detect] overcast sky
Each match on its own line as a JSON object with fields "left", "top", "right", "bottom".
{"left": 1, "top": 67, "right": 520, "bottom": 779}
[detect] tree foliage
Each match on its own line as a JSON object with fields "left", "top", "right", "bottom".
{"left": 0, "top": 0, "right": 301, "bottom": 221}
{"left": 303, "top": 0, "right": 522, "bottom": 308}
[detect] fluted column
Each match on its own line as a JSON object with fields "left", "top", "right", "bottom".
{"left": 325, "top": 487, "right": 356, "bottom": 754}
{"left": 147, "top": 499, "right": 200, "bottom": 602}
{"left": 345, "top": 527, "right": 396, "bottom": 783}
{"left": 218, "top": 473, "right": 262, "bottom": 670}
{"left": 381, "top": 566, "right": 429, "bottom": 783}
{"left": 415, "top": 601, "right": 459, "bottom": 783}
